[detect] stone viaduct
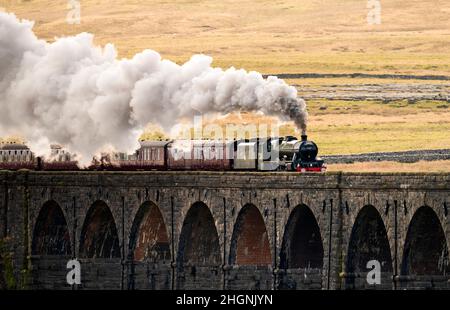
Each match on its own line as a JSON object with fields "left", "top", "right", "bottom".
{"left": 0, "top": 171, "right": 449, "bottom": 290}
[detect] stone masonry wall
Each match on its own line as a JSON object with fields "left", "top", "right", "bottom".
{"left": 0, "top": 171, "right": 448, "bottom": 290}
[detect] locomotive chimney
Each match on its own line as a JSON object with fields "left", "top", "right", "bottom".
{"left": 301, "top": 130, "right": 307, "bottom": 142}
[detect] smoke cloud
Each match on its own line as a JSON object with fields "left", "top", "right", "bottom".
{"left": 0, "top": 12, "right": 307, "bottom": 164}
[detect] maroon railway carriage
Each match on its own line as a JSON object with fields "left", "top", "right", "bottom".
{"left": 0, "top": 136, "right": 326, "bottom": 173}
{"left": 0, "top": 162, "right": 36, "bottom": 170}
{"left": 167, "top": 140, "right": 233, "bottom": 171}
{"left": 39, "top": 161, "right": 80, "bottom": 171}
{"left": 0, "top": 160, "right": 80, "bottom": 171}
{"left": 115, "top": 140, "right": 170, "bottom": 170}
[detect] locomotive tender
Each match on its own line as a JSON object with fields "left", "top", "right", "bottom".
{"left": 0, "top": 135, "right": 326, "bottom": 172}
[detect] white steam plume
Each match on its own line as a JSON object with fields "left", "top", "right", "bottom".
{"left": 0, "top": 12, "right": 307, "bottom": 165}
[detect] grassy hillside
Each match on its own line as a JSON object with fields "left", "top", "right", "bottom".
{"left": 327, "top": 160, "right": 450, "bottom": 172}
{"left": 3, "top": 0, "right": 450, "bottom": 74}
{"left": 2, "top": 0, "right": 450, "bottom": 170}
{"left": 159, "top": 100, "right": 450, "bottom": 155}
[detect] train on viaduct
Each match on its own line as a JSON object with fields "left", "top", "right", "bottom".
{"left": 0, "top": 171, "right": 449, "bottom": 290}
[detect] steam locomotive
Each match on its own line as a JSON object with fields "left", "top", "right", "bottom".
{"left": 280, "top": 134, "right": 326, "bottom": 172}
{"left": 0, "top": 135, "right": 326, "bottom": 172}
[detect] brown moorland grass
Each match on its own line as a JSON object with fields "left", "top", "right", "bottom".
{"left": 327, "top": 160, "right": 450, "bottom": 172}
{"left": 3, "top": 1, "right": 450, "bottom": 171}
{"left": 153, "top": 103, "right": 450, "bottom": 155}
{"left": 3, "top": 0, "right": 450, "bottom": 75}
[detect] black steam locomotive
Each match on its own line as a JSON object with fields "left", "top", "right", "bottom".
{"left": 279, "top": 134, "right": 326, "bottom": 172}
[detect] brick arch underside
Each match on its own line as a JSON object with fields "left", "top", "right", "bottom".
{"left": 30, "top": 201, "right": 72, "bottom": 289}
{"left": 127, "top": 202, "right": 171, "bottom": 290}
{"left": 345, "top": 205, "right": 393, "bottom": 290}
{"left": 278, "top": 205, "right": 324, "bottom": 290}
{"left": 400, "top": 206, "right": 449, "bottom": 289}
{"left": 80, "top": 201, "right": 120, "bottom": 259}
{"left": 229, "top": 204, "right": 271, "bottom": 266}
{"left": 32, "top": 201, "right": 71, "bottom": 255}
{"left": 227, "top": 204, "right": 272, "bottom": 290}
{"left": 177, "top": 202, "right": 221, "bottom": 290}
{"left": 78, "top": 201, "right": 121, "bottom": 289}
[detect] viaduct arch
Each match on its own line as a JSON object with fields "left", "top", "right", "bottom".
{"left": 278, "top": 204, "right": 324, "bottom": 289}
{"left": 400, "top": 206, "right": 448, "bottom": 289}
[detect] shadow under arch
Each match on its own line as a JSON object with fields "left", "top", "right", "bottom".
{"left": 278, "top": 204, "right": 324, "bottom": 290}
{"left": 227, "top": 204, "right": 272, "bottom": 290}
{"left": 79, "top": 200, "right": 120, "bottom": 259}
{"left": 32, "top": 200, "right": 72, "bottom": 255}
{"left": 345, "top": 205, "right": 393, "bottom": 290}
{"left": 177, "top": 201, "right": 221, "bottom": 289}
{"left": 128, "top": 201, "right": 171, "bottom": 289}
{"left": 400, "top": 205, "right": 448, "bottom": 289}
{"left": 229, "top": 204, "right": 271, "bottom": 266}
{"left": 280, "top": 204, "right": 324, "bottom": 269}
{"left": 30, "top": 200, "right": 72, "bottom": 289}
